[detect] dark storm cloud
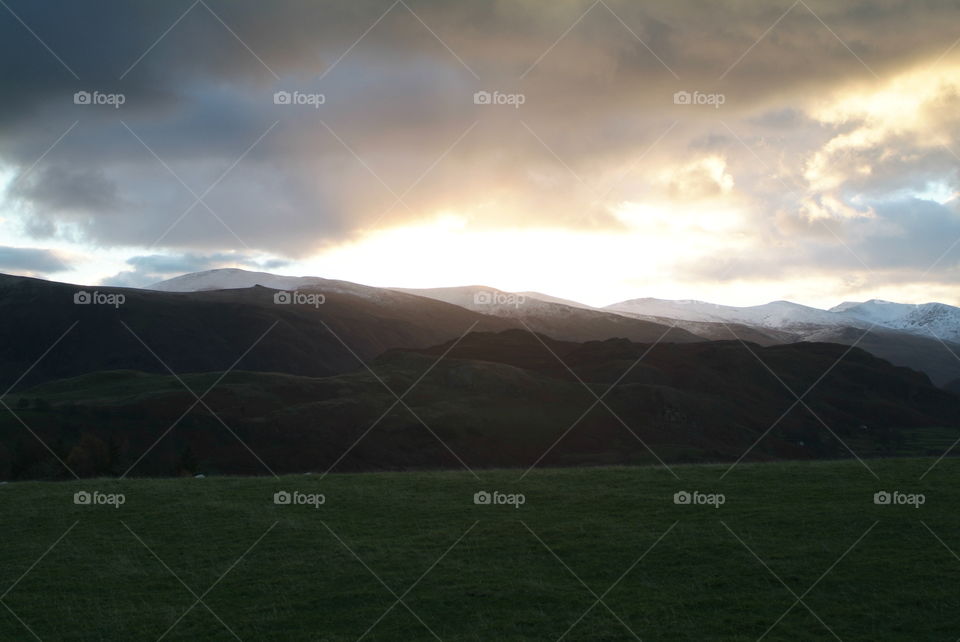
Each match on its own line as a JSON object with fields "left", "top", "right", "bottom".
{"left": 2, "top": 0, "right": 960, "bottom": 283}
{"left": 9, "top": 164, "right": 122, "bottom": 214}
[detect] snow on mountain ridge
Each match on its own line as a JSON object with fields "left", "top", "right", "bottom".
{"left": 391, "top": 285, "right": 574, "bottom": 319}
{"left": 149, "top": 268, "right": 325, "bottom": 292}
{"left": 148, "top": 268, "right": 397, "bottom": 302}
{"left": 825, "top": 300, "right": 960, "bottom": 340}
{"left": 146, "top": 269, "right": 960, "bottom": 343}
{"left": 605, "top": 298, "right": 850, "bottom": 329}
{"left": 515, "top": 291, "right": 595, "bottom": 310}
{"left": 607, "top": 297, "right": 960, "bottom": 343}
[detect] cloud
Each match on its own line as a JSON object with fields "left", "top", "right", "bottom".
{"left": 9, "top": 164, "right": 123, "bottom": 216}
{"left": 673, "top": 197, "right": 960, "bottom": 287}
{"left": 0, "top": 246, "right": 71, "bottom": 275}
{"left": 1, "top": 0, "right": 960, "bottom": 299}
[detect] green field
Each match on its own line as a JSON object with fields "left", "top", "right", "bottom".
{"left": 0, "top": 458, "right": 957, "bottom": 640}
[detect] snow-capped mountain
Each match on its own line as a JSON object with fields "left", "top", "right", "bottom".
{"left": 147, "top": 270, "right": 700, "bottom": 343}
{"left": 390, "top": 285, "right": 702, "bottom": 343}
{"left": 147, "top": 269, "right": 960, "bottom": 345}
{"left": 150, "top": 268, "right": 326, "bottom": 292}
{"left": 604, "top": 298, "right": 859, "bottom": 331}
{"left": 830, "top": 299, "right": 912, "bottom": 321}
{"left": 390, "top": 285, "right": 528, "bottom": 315}
{"left": 132, "top": 269, "right": 960, "bottom": 385}
{"left": 148, "top": 268, "right": 396, "bottom": 302}
{"left": 831, "top": 300, "right": 960, "bottom": 342}
{"left": 516, "top": 291, "right": 596, "bottom": 310}
{"left": 605, "top": 297, "right": 960, "bottom": 343}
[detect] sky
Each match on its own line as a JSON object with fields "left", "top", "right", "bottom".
{"left": 0, "top": 0, "right": 959, "bottom": 308}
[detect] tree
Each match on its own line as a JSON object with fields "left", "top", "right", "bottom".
{"left": 65, "top": 433, "right": 110, "bottom": 477}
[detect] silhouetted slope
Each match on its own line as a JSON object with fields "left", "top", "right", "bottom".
{"left": 0, "top": 273, "right": 514, "bottom": 389}
{"left": 4, "top": 330, "right": 957, "bottom": 479}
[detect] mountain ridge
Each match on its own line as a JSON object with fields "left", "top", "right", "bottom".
{"left": 138, "top": 269, "right": 960, "bottom": 385}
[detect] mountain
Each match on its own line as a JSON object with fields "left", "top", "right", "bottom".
{"left": 598, "top": 310, "right": 795, "bottom": 346}
{"left": 607, "top": 296, "right": 960, "bottom": 343}
{"left": 391, "top": 285, "right": 702, "bottom": 344}
{"left": 3, "top": 269, "right": 959, "bottom": 480}
{"left": 946, "top": 377, "right": 960, "bottom": 396}
{"left": 798, "top": 325, "right": 960, "bottom": 388}
{"left": 604, "top": 297, "right": 960, "bottom": 386}
{"left": 142, "top": 270, "right": 960, "bottom": 386}
{"left": 0, "top": 271, "right": 698, "bottom": 393}
{"left": 150, "top": 267, "right": 392, "bottom": 301}
{"left": 516, "top": 291, "right": 596, "bottom": 310}
{"left": 606, "top": 298, "right": 857, "bottom": 331}
{"left": 832, "top": 299, "right": 960, "bottom": 342}
{"left": 4, "top": 330, "right": 957, "bottom": 478}
{"left": 152, "top": 270, "right": 960, "bottom": 344}
{"left": 155, "top": 271, "right": 700, "bottom": 344}
{"left": 0, "top": 272, "right": 516, "bottom": 391}
{"left": 150, "top": 268, "right": 325, "bottom": 292}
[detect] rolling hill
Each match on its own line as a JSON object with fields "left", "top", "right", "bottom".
{"left": 0, "top": 273, "right": 516, "bottom": 390}
{"left": 3, "top": 329, "right": 956, "bottom": 479}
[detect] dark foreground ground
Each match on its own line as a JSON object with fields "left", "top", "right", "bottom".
{"left": 0, "top": 457, "right": 957, "bottom": 640}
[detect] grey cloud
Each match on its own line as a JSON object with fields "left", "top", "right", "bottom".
{"left": 10, "top": 164, "right": 122, "bottom": 215}
{"left": 2, "top": 0, "right": 960, "bottom": 287}
{"left": 675, "top": 197, "right": 960, "bottom": 283}
{"left": 0, "top": 246, "right": 71, "bottom": 274}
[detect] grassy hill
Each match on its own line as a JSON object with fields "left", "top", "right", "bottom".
{"left": 0, "top": 457, "right": 957, "bottom": 640}
{"left": 3, "top": 330, "right": 958, "bottom": 479}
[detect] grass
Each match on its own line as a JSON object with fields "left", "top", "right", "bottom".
{"left": 0, "top": 457, "right": 958, "bottom": 640}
